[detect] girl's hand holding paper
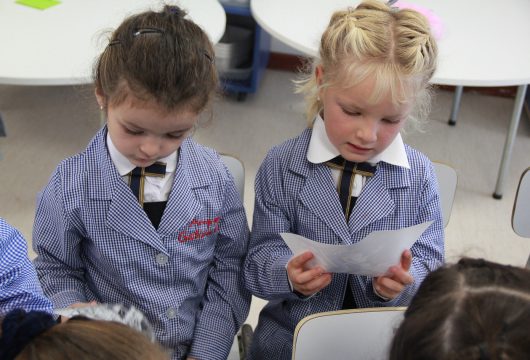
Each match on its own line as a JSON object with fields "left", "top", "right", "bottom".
{"left": 287, "top": 251, "right": 332, "bottom": 297}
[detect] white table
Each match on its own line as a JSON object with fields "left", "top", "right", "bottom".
{"left": 251, "top": 0, "right": 530, "bottom": 199}
{"left": 0, "top": 0, "right": 226, "bottom": 85}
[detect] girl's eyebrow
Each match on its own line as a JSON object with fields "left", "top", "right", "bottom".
{"left": 338, "top": 99, "right": 362, "bottom": 110}
{"left": 168, "top": 128, "right": 191, "bottom": 135}
{"left": 338, "top": 101, "right": 406, "bottom": 119}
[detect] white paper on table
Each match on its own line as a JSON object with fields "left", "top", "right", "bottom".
{"left": 281, "top": 221, "right": 433, "bottom": 277}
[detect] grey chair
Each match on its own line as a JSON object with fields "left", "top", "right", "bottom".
{"left": 219, "top": 154, "right": 252, "bottom": 360}
{"left": 432, "top": 162, "right": 458, "bottom": 228}
{"left": 220, "top": 154, "right": 245, "bottom": 201}
{"left": 512, "top": 167, "right": 530, "bottom": 268}
{"left": 292, "top": 307, "right": 406, "bottom": 360}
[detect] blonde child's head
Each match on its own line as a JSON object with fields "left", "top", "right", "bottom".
{"left": 298, "top": 0, "right": 438, "bottom": 131}
{"left": 94, "top": 5, "right": 218, "bottom": 114}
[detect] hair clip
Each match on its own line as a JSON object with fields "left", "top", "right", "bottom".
{"left": 133, "top": 27, "right": 164, "bottom": 37}
{"left": 108, "top": 39, "right": 121, "bottom": 47}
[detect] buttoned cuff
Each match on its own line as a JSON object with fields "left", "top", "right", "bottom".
{"left": 189, "top": 327, "right": 233, "bottom": 360}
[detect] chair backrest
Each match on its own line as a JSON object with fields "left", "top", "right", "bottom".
{"left": 433, "top": 162, "right": 458, "bottom": 228}
{"left": 512, "top": 167, "right": 530, "bottom": 268}
{"left": 512, "top": 167, "right": 530, "bottom": 237}
{"left": 220, "top": 154, "right": 245, "bottom": 201}
{"left": 292, "top": 307, "right": 405, "bottom": 360}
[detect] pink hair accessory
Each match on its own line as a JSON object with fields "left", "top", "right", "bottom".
{"left": 394, "top": 1, "right": 444, "bottom": 40}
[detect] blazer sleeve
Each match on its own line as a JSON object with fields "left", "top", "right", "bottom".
{"left": 189, "top": 167, "right": 252, "bottom": 360}
{"left": 0, "top": 220, "right": 53, "bottom": 315}
{"left": 366, "top": 161, "right": 445, "bottom": 307}
{"left": 243, "top": 152, "right": 300, "bottom": 301}
{"left": 32, "top": 169, "right": 89, "bottom": 308}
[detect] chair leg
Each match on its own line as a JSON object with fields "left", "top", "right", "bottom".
{"left": 0, "top": 113, "right": 5, "bottom": 160}
{"left": 238, "top": 323, "right": 254, "bottom": 360}
{"left": 0, "top": 113, "right": 6, "bottom": 137}
{"left": 526, "top": 254, "right": 530, "bottom": 269}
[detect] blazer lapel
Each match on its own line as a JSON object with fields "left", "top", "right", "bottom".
{"left": 86, "top": 129, "right": 166, "bottom": 252}
{"left": 157, "top": 165, "right": 203, "bottom": 236}
{"left": 289, "top": 129, "right": 351, "bottom": 244}
{"left": 106, "top": 182, "right": 165, "bottom": 251}
{"left": 157, "top": 140, "right": 207, "bottom": 236}
{"left": 298, "top": 165, "right": 351, "bottom": 243}
{"left": 349, "top": 163, "right": 410, "bottom": 235}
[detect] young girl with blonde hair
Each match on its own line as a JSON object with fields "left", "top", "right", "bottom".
{"left": 243, "top": 1, "right": 443, "bottom": 358}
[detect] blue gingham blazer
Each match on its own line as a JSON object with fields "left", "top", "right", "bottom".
{"left": 33, "top": 128, "right": 251, "bottom": 360}
{"left": 0, "top": 218, "right": 53, "bottom": 316}
{"left": 244, "top": 128, "right": 445, "bottom": 359}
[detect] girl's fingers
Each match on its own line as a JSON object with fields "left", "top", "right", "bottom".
{"left": 375, "top": 277, "right": 402, "bottom": 298}
{"left": 288, "top": 251, "right": 314, "bottom": 270}
{"left": 293, "top": 266, "right": 326, "bottom": 285}
{"left": 296, "top": 273, "right": 332, "bottom": 295}
{"left": 400, "top": 250, "right": 412, "bottom": 271}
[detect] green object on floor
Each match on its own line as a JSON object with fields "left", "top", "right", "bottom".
{"left": 16, "top": 0, "right": 61, "bottom": 10}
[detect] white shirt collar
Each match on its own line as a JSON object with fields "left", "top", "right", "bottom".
{"left": 306, "top": 114, "right": 410, "bottom": 168}
{"left": 106, "top": 133, "right": 177, "bottom": 176}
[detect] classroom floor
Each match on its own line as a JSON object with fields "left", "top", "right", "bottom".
{"left": 1, "top": 69, "right": 529, "bottom": 328}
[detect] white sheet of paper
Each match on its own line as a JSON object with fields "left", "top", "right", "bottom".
{"left": 281, "top": 221, "right": 433, "bottom": 277}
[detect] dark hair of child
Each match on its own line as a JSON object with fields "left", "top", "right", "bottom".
{"left": 0, "top": 310, "right": 169, "bottom": 360}
{"left": 94, "top": 5, "right": 218, "bottom": 113}
{"left": 390, "top": 258, "right": 530, "bottom": 360}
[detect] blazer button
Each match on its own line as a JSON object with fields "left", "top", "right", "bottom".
{"left": 156, "top": 253, "right": 169, "bottom": 265}
{"left": 166, "top": 307, "right": 177, "bottom": 319}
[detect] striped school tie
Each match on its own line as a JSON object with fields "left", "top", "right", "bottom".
{"left": 128, "top": 162, "right": 166, "bottom": 206}
{"left": 326, "top": 156, "right": 377, "bottom": 219}
{"left": 326, "top": 156, "right": 377, "bottom": 310}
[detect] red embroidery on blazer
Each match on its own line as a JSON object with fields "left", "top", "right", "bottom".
{"left": 178, "top": 217, "right": 221, "bottom": 243}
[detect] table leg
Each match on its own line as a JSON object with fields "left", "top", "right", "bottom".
{"left": 493, "top": 84, "right": 528, "bottom": 199}
{"left": 0, "top": 113, "right": 5, "bottom": 160}
{"left": 448, "top": 85, "right": 463, "bottom": 126}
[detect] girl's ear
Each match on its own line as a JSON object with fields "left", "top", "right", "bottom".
{"left": 94, "top": 87, "right": 106, "bottom": 109}
{"left": 315, "top": 65, "right": 324, "bottom": 87}
{"left": 315, "top": 65, "right": 325, "bottom": 101}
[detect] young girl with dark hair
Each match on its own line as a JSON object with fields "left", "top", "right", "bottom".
{"left": 32, "top": 6, "right": 251, "bottom": 359}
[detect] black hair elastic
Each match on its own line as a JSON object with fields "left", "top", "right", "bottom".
{"left": 0, "top": 309, "right": 57, "bottom": 360}
{"left": 167, "top": 6, "right": 184, "bottom": 17}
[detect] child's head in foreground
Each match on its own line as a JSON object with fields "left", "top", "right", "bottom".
{"left": 390, "top": 258, "right": 530, "bottom": 360}
{"left": 0, "top": 309, "right": 169, "bottom": 360}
